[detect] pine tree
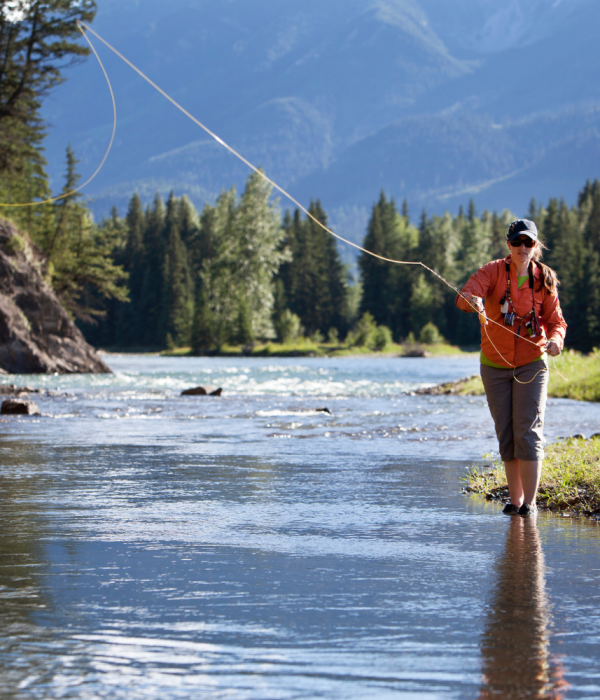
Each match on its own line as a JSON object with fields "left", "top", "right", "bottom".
{"left": 528, "top": 197, "right": 539, "bottom": 225}
{"left": 177, "top": 195, "right": 199, "bottom": 248}
{"left": 359, "top": 192, "right": 418, "bottom": 339}
{"left": 282, "top": 201, "right": 349, "bottom": 337}
{"left": 319, "top": 202, "right": 348, "bottom": 337}
{"left": 286, "top": 208, "right": 313, "bottom": 332}
{"left": 234, "top": 293, "right": 254, "bottom": 346}
{"left": 139, "top": 193, "right": 167, "bottom": 347}
{"left": 43, "top": 144, "right": 80, "bottom": 257}
{"left": 468, "top": 199, "right": 476, "bottom": 222}
{"left": 273, "top": 209, "right": 294, "bottom": 329}
{"left": 490, "top": 211, "right": 508, "bottom": 262}
{"left": 191, "top": 281, "right": 215, "bottom": 353}
{"left": 402, "top": 199, "right": 409, "bottom": 221}
{"left": 0, "top": 0, "right": 96, "bottom": 235}
{"left": 41, "top": 146, "right": 128, "bottom": 325}
{"left": 410, "top": 273, "right": 435, "bottom": 333}
{"left": 582, "top": 180, "right": 600, "bottom": 251}
{"left": 161, "top": 193, "right": 194, "bottom": 347}
{"left": 359, "top": 193, "right": 392, "bottom": 327}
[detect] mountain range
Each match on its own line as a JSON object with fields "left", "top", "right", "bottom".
{"left": 41, "top": 0, "right": 600, "bottom": 259}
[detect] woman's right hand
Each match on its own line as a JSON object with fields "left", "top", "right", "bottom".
{"left": 470, "top": 296, "right": 484, "bottom": 314}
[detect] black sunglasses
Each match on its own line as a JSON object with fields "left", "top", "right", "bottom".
{"left": 509, "top": 238, "right": 536, "bottom": 248}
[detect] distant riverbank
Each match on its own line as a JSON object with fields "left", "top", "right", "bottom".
{"left": 159, "top": 340, "right": 478, "bottom": 360}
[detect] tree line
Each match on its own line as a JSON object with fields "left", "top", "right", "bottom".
{"left": 78, "top": 175, "right": 600, "bottom": 354}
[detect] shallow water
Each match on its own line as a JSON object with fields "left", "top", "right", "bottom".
{"left": 1, "top": 355, "right": 600, "bottom": 699}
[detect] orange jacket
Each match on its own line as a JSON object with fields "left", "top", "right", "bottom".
{"left": 455, "top": 256, "right": 567, "bottom": 367}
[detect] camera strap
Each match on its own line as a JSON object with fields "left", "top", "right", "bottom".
{"left": 501, "top": 260, "right": 540, "bottom": 335}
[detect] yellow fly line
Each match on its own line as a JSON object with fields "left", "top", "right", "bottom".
{"left": 1, "top": 20, "right": 565, "bottom": 380}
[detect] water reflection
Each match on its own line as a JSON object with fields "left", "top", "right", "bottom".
{"left": 479, "top": 517, "right": 568, "bottom": 699}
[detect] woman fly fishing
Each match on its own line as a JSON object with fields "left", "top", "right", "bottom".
{"left": 456, "top": 219, "right": 567, "bottom": 516}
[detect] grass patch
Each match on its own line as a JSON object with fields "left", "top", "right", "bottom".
{"left": 422, "top": 343, "right": 478, "bottom": 357}
{"left": 433, "top": 349, "right": 600, "bottom": 402}
{"left": 546, "top": 349, "right": 600, "bottom": 402}
{"left": 466, "top": 436, "right": 600, "bottom": 516}
{"left": 163, "top": 346, "right": 192, "bottom": 356}
{"left": 454, "top": 375, "right": 486, "bottom": 395}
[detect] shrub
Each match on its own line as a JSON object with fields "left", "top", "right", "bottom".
{"left": 165, "top": 332, "right": 176, "bottom": 350}
{"left": 276, "top": 309, "right": 301, "bottom": 343}
{"left": 374, "top": 325, "right": 393, "bottom": 350}
{"left": 352, "top": 312, "right": 378, "bottom": 349}
{"left": 327, "top": 327, "right": 339, "bottom": 344}
{"left": 419, "top": 322, "right": 445, "bottom": 345}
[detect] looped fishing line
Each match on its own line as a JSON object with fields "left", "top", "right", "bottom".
{"left": 0, "top": 22, "right": 117, "bottom": 208}
{"left": 1, "top": 21, "right": 568, "bottom": 383}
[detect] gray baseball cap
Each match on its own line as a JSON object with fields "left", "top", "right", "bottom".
{"left": 507, "top": 219, "right": 538, "bottom": 241}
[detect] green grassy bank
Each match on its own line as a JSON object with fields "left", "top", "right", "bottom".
{"left": 425, "top": 349, "right": 600, "bottom": 402}
{"left": 466, "top": 436, "right": 600, "bottom": 517}
{"left": 162, "top": 341, "right": 477, "bottom": 359}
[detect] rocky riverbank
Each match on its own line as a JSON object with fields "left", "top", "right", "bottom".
{"left": 0, "top": 219, "right": 109, "bottom": 374}
{"left": 415, "top": 375, "right": 483, "bottom": 395}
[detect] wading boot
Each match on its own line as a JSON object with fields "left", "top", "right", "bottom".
{"left": 502, "top": 503, "right": 520, "bottom": 515}
{"left": 518, "top": 503, "right": 537, "bottom": 516}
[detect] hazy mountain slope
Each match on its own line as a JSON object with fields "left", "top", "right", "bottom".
{"left": 39, "top": 0, "right": 600, "bottom": 245}
{"left": 420, "top": 0, "right": 593, "bottom": 53}
{"left": 41, "top": 0, "right": 470, "bottom": 209}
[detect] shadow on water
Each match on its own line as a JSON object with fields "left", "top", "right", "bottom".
{"left": 479, "top": 517, "right": 569, "bottom": 699}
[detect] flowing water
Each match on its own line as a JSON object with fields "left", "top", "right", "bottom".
{"left": 1, "top": 354, "right": 600, "bottom": 699}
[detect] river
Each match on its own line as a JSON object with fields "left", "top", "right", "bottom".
{"left": 1, "top": 355, "right": 600, "bottom": 698}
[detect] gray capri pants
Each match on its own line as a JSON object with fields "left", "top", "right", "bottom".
{"left": 480, "top": 360, "right": 549, "bottom": 462}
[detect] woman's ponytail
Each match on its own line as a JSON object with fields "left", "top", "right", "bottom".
{"left": 532, "top": 243, "right": 559, "bottom": 294}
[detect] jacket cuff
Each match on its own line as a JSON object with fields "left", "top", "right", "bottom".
{"left": 548, "top": 334, "right": 564, "bottom": 350}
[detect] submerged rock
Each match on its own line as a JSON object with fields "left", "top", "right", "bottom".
{"left": 0, "top": 219, "right": 110, "bottom": 374}
{"left": 0, "top": 384, "right": 37, "bottom": 395}
{"left": 1, "top": 399, "right": 40, "bottom": 415}
{"left": 181, "top": 386, "right": 222, "bottom": 396}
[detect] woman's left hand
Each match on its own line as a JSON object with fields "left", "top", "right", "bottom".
{"left": 546, "top": 340, "right": 561, "bottom": 357}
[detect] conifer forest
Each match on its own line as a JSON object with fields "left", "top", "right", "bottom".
{"left": 54, "top": 173, "right": 600, "bottom": 354}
